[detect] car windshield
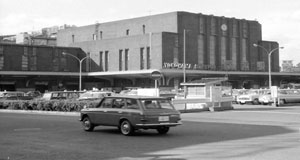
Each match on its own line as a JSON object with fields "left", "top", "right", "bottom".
{"left": 142, "top": 99, "right": 174, "bottom": 110}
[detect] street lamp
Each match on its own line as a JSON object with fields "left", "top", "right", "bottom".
{"left": 62, "top": 52, "right": 89, "bottom": 91}
{"left": 183, "top": 29, "right": 190, "bottom": 99}
{"left": 253, "top": 44, "right": 284, "bottom": 89}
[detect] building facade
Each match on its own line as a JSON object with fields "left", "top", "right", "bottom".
{"left": 1, "top": 11, "right": 299, "bottom": 92}
{"left": 0, "top": 43, "right": 87, "bottom": 92}
{"left": 57, "top": 11, "right": 282, "bottom": 89}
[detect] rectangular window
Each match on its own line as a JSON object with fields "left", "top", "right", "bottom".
{"left": 119, "top": 50, "right": 123, "bottom": 71}
{"left": 30, "top": 47, "right": 37, "bottom": 71}
{"left": 126, "top": 29, "right": 130, "bottom": 35}
{"left": 140, "top": 48, "right": 144, "bottom": 70}
{"left": 232, "top": 20, "right": 238, "bottom": 37}
{"left": 146, "top": 47, "right": 151, "bottom": 69}
{"left": 210, "top": 17, "right": 217, "bottom": 35}
{"left": 0, "top": 46, "right": 4, "bottom": 70}
{"left": 142, "top": 25, "right": 146, "bottom": 34}
{"left": 105, "top": 51, "right": 109, "bottom": 71}
{"left": 100, "top": 31, "right": 103, "bottom": 39}
{"left": 0, "top": 56, "right": 4, "bottom": 70}
{"left": 72, "top": 35, "right": 75, "bottom": 43}
{"left": 199, "top": 16, "right": 205, "bottom": 34}
{"left": 99, "top": 51, "right": 103, "bottom": 71}
{"left": 125, "top": 49, "right": 129, "bottom": 70}
{"left": 22, "top": 47, "right": 28, "bottom": 71}
{"left": 93, "top": 34, "right": 97, "bottom": 40}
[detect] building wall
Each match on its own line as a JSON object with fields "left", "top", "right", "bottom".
{"left": 56, "top": 11, "right": 280, "bottom": 76}
{"left": 69, "top": 32, "right": 163, "bottom": 72}
{"left": 57, "top": 12, "right": 178, "bottom": 47}
{"left": 0, "top": 43, "right": 86, "bottom": 72}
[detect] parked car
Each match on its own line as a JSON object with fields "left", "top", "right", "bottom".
{"left": 259, "top": 89, "right": 300, "bottom": 105}
{"left": 232, "top": 89, "right": 248, "bottom": 104}
{"left": 236, "top": 89, "right": 269, "bottom": 105}
{"left": 258, "top": 92, "right": 272, "bottom": 105}
{"left": 277, "top": 89, "right": 300, "bottom": 105}
{"left": 0, "top": 91, "right": 33, "bottom": 100}
{"left": 77, "top": 91, "right": 113, "bottom": 101}
{"left": 79, "top": 95, "right": 182, "bottom": 136}
{"left": 39, "top": 91, "right": 84, "bottom": 101}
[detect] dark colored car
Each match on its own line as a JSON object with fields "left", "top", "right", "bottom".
{"left": 79, "top": 95, "right": 182, "bottom": 136}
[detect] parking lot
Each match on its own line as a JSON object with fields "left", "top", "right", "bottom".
{"left": 0, "top": 104, "right": 300, "bottom": 160}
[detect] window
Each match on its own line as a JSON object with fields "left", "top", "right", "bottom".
{"left": 126, "top": 29, "right": 130, "bottom": 35}
{"left": 199, "top": 16, "right": 205, "bottom": 34}
{"left": 105, "top": 51, "right": 109, "bottom": 71}
{"left": 125, "top": 99, "right": 139, "bottom": 109}
{"left": 210, "top": 17, "right": 217, "bottom": 35}
{"left": 125, "top": 49, "right": 129, "bottom": 70}
{"left": 142, "top": 99, "right": 173, "bottom": 110}
{"left": 140, "top": 48, "right": 144, "bottom": 69}
{"left": 146, "top": 47, "right": 150, "bottom": 69}
{"left": 93, "top": 34, "right": 97, "bottom": 40}
{"left": 142, "top": 25, "right": 145, "bottom": 34}
{"left": 22, "top": 47, "right": 28, "bottom": 71}
{"left": 119, "top": 50, "right": 123, "bottom": 71}
{"left": 99, "top": 51, "right": 103, "bottom": 71}
{"left": 72, "top": 35, "right": 75, "bottom": 43}
{"left": 99, "top": 98, "right": 113, "bottom": 108}
{"left": 100, "top": 31, "right": 103, "bottom": 39}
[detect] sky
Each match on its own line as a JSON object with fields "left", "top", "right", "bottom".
{"left": 1, "top": 0, "right": 300, "bottom": 65}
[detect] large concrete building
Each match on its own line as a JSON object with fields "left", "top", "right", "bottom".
{"left": 1, "top": 11, "right": 299, "bottom": 92}
{"left": 57, "top": 11, "right": 282, "bottom": 89}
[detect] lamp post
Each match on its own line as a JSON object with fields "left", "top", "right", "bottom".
{"left": 183, "top": 29, "right": 189, "bottom": 100}
{"left": 253, "top": 44, "right": 284, "bottom": 89}
{"left": 62, "top": 52, "right": 89, "bottom": 91}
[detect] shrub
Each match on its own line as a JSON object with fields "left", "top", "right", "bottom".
{"left": 0, "top": 99, "right": 101, "bottom": 112}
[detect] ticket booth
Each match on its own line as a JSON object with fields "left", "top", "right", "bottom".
{"left": 178, "top": 78, "right": 233, "bottom": 111}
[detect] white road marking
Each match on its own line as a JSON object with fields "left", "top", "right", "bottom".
{"left": 13, "top": 128, "right": 41, "bottom": 131}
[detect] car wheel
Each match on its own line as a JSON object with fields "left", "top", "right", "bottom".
{"left": 157, "top": 127, "right": 169, "bottom": 134}
{"left": 120, "top": 120, "right": 134, "bottom": 136}
{"left": 82, "top": 116, "right": 94, "bottom": 132}
{"left": 253, "top": 99, "right": 259, "bottom": 105}
{"left": 279, "top": 99, "right": 286, "bottom": 105}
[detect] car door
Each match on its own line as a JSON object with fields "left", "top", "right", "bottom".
{"left": 90, "top": 97, "right": 114, "bottom": 125}
{"left": 104, "top": 98, "right": 125, "bottom": 126}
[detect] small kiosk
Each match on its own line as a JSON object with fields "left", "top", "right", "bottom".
{"left": 175, "top": 77, "right": 233, "bottom": 112}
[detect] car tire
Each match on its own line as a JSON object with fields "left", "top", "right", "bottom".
{"left": 120, "top": 120, "right": 134, "bottom": 136}
{"left": 253, "top": 99, "right": 259, "bottom": 105}
{"left": 279, "top": 99, "right": 286, "bottom": 105}
{"left": 82, "top": 116, "right": 94, "bottom": 132}
{"left": 157, "top": 127, "right": 169, "bottom": 134}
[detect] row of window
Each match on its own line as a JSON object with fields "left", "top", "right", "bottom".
{"left": 199, "top": 16, "right": 248, "bottom": 38}
{"left": 98, "top": 47, "right": 151, "bottom": 72}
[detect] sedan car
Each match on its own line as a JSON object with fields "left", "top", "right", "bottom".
{"left": 79, "top": 95, "right": 182, "bottom": 136}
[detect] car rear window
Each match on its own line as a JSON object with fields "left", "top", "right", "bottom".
{"left": 142, "top": 99, "right": 174, "bottom": 110}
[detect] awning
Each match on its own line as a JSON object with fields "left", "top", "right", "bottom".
{"left": 0, "top": 81, "right": 16, "bottom": 85}
{"left": 35, "top": 82, "right": 49, "bottom": 85}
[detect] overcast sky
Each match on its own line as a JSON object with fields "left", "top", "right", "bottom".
{"left": 1, "top": 0, "right": 300, "bottom": 64}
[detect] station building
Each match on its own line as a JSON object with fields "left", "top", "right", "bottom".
{"left": 1, "top": 11, "right": 299, "bottom": 92}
